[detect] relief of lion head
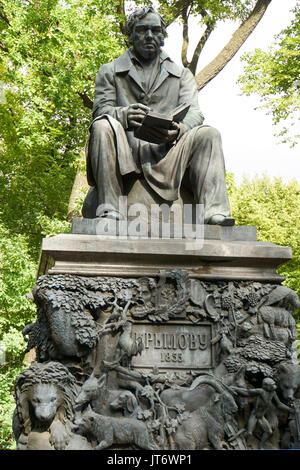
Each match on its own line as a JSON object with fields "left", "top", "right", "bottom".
{"left": 14, "top": 361, "right": 78, "bottom": 444}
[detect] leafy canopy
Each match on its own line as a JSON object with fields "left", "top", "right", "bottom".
{"left": 229, "top": 174, "right": 300, "bottom": 296}
{"left": 0, "top": 0, "right": 125, "bottom": 449}
{"left": 238, "top": 5, "right": 300, "bottom": 146}
{"left": 0, "top": 0, "right": 125, "bottom": 256}
{"left": 157, "top": 0, "right": 259, "bottom": 26}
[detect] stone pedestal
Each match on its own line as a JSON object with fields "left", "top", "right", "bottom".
{"left": 13, "top": 224, "right": 300, "bottom": 451}
{"left": 38, "top": 223, "right": 290, "bottom": 282}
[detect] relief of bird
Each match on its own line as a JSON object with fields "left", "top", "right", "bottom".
{"left": 117, "top": 302, "right": 144, "bottom": 367}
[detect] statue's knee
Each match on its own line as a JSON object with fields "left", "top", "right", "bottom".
{"left": 196, "top": 126, "right": 221, "bottom": 142}
{"left": 90, "top": 119, "right": 112, "bottom": 137}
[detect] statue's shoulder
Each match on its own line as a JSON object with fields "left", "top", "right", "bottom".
{"left": 168, "top": 60, "right": 197, "bottom": 86}
{"left": 98, "top": 50, "right": 193, "bottom": 80}
{"left": 96, "top": 50, "right": 130, "bottom": 76}
{"left": 113, "top": 50, "right": 132, "bottom": 73}
{"left": 160, "top": 51, "right": 190, "bottom": 79}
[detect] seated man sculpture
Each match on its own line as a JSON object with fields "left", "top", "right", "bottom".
{"left": 85, "top": 5, "right": 234, "bottom": 226}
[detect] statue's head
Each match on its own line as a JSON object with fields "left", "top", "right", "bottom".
{"left": 262, "top": 377, "right": 276, "bottom": 391}
{"left": 126, "top": 6, "right": 167, "bottom": 61}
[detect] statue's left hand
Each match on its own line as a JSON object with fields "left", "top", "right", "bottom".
{"left": 49, "top": 420, "right": 70, "bottom": 450}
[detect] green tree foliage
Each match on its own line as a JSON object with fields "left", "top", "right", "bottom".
{"left": 0, "top": 0, "right": 125, "bottom": 449}
{"left": 238, "top": 5, "right": 300, "bottom": 146}
{"left": 0, "top": 217, "right": 72, "bottom": 449}
{"left": 0, "top": 224, "right": 36, "bottom": 448}
{"left": 229, "top": 174, "right": 300, "bottom": 296}
{"left": 0, "top": 0, "right": 125, "bottom": 256}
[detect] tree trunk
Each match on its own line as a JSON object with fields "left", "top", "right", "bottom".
{"left": 115, "top": 0, "right": 126, "bottom": 36}
{"left": 67, "top": 149, "right": 89, "bottom": 221}
{"left": 194, "top": 0, "right": 273, "bottom": 90}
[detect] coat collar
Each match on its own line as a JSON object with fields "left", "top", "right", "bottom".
{"left": 114, "top": 49, "right": 182, "bottom": 92}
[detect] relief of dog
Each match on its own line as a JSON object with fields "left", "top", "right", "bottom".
{"left": 110, "top": 390, "right": 143, "bottom": 418}
{"left": 74, "top": 406, "right": 158, "bottom": 450}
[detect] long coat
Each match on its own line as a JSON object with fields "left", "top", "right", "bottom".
{"left": 85, "top": 48, "right": 231, "bottom": 220}
{"left": 89, "top": 49, "right": 205, "bottom": 181}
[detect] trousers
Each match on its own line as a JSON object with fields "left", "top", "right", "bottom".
{"left": 87, "top": 116, "right": 231, "bottom": 223}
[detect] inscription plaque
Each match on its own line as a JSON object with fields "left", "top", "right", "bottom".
{"left": 131, "top": 322, "right": 213, "bottom": 370}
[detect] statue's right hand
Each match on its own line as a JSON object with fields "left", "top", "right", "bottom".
{"left": 127, "top": 103, "right": 150, "bottom": 129}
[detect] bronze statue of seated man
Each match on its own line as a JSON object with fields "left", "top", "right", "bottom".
{"left": 85, "top": 5, "right": 235, "bottom": 226}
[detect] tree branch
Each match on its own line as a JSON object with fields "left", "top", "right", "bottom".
{"left": 115, "top": 0, "right": 126, "bottom": 36}
{"left": 0, "top": 41, "right": 8, "bottom": 52}
{"left": 188, "top": 19, "right": 215, "bottom": 75}
{"left": 194, "top": 0, "right": 273, "bottom": 90}
{"left": 0, "top": 3, "right": 10, "bottom": 25}
{"left": 164, "top": 0, "right": 191, "bottom": 26}
{"left": 77, "top": 91, "right": 93, "bottom": 110}
{"left": 181, "top": 6, "right": 190, "bottom": 68}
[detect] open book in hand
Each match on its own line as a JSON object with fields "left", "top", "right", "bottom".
{"left": 134, "top": 102, "right": 190, "bottom": 143}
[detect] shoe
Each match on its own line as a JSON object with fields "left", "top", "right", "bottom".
{"left": 96, "top": 210, "right": 124, "bottom": 221}
{"left": 207, "top": 215, "right": 235, "bottom": 226}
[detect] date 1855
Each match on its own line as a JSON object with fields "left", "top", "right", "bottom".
{"left": 160, "top": 352, "right": 183, "bottom": 363}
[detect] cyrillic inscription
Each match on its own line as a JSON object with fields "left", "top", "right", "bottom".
{"left": 131, "top": 323, "right": 213, "bottom": 370}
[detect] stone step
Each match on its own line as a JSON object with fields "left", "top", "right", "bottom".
{"left": 71, "top": 217, "right": 258, "bottom": 242}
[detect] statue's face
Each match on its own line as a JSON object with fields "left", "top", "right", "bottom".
{"left": 262, "top": 379, "right": 276, "bottom": 392}
{"left": 132, "top": 13, "right": 164, "bottom": 62}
